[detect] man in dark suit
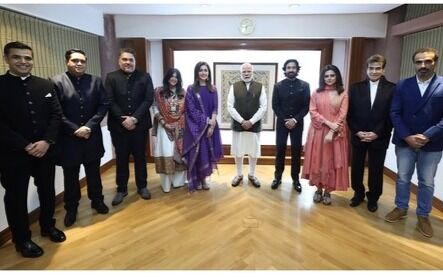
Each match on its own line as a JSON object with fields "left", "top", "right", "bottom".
{"left": 347, "top": 54, "right": 395, "bottom": 212}
{"left": 0, "top": 41, "right": 66, "bottom": 258}
{"left": 51, "top": 49, "right": 109, "bottom": 227}
{"left": 105, "top": 48, "right": 154, "bottom": 206}
{"left": 271, "top": 59, "right": 310, "bottom": 192}
{"left": 385, "top": 47, "right": 443, "bottom": 238}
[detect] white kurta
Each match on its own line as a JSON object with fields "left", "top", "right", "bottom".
{"left": 227, "top": 82, "right": 267, "bottom": 158}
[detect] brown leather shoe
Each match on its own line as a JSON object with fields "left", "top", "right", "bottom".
{"left": 417, "top": 216, "right": 433, "bottom": 238}
{"left": 384, "top": 207, "right": 407, "bottom": 223}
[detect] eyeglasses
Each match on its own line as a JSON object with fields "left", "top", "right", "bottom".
{"left": 71, "top": 59, "right": 86, "bottom": 64}
{"left": 414, "top": 59, "right": 434, "bottom": 66}
{"left": 324, "top": 74, "right": 336, "bottom": 78}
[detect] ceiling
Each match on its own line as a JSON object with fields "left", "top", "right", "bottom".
{"left": 88, "top": 3, "right": 402, "bottom": 16}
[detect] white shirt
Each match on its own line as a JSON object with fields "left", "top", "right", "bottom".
{"left": 369, "top": 80, "right": 379, "bottom": 108}
{"left": 416, "top": 74, "right": 434, "bottom": 97}
{"left": 227, "top": 81, "right": 267, "bottom": 125}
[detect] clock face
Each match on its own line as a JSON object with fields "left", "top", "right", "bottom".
{"left": 239, "top": 18, "right": 255, "bottom": 35}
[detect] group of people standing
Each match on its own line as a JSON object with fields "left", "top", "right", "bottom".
{"left": 1, "top": 40, "right": 442, "bottom": 260}
{"left": 229, "top": 50, "right": 443, "bottom": 240}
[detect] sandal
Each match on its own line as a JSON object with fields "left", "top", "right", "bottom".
{"left": 323, "top": 192, "right": 332, "bottom": 205}
{"left": 202, "top": 180, "right": 210, "bottom": 190}
{"left": 231, "top": 175, "right": 243, "bottom": 187}
{"left": 313, "top": 190, "right": 323, "bottom": 203}
{"left": 248, "top": 175, "right": 261, "bottom": 188}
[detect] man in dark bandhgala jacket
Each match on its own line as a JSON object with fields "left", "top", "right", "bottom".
{"left": 0, "top": 41, "right": 65, "bottom": 258}
{"left": 347, "top": 54, "right": 395, "bottom": 212}
{"left": 105, "top": 48, "right": 154, "bottom": 206}
{"left": 271, "top": 59, "right": 310, "bottom": 193}
{"left": 51, "top": 49, "right": 109, "bottom": 228}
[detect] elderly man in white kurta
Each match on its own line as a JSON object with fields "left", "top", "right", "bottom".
{"left": 227, "top": 63, "right": 267, "bottom": 188}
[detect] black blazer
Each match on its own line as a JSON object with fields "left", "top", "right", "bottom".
{"left": 51, "top": 72, "right": 108, "bottom": 166}
{"left": 105, "top": 69, "right": 154, "bottom": 133}
{"left": 347, "top": 76, "right": 395, "bottom": 149}
{"left": 0, "top": 73, "right": 62, "bottom": 161}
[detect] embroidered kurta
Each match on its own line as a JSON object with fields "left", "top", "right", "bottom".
{"left": 151, "top": 87, "right": 186, "bottom": 174}
{"left": 302, "top": 88, "right": 350, "bottom": 191}
{"left": 182, "top": 85, "right": 223, "bottom": 192}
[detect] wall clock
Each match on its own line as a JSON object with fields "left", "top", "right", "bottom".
{"left": 239, "top": 18, "right": 255, "bottom": 35}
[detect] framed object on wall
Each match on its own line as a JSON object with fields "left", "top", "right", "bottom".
{"left": 214, "top": 62, "right": 278, "bottom": 130}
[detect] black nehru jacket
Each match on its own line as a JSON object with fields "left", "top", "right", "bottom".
{"left": 0, "top": 73, "right": 62, "bottom": 160}
{"left": 105, "top": 69, "right": 154, "bottom": 133}
{"left": 272, "top": 78, "right": 310, "bottom": 126}
{"left": 232, "top": 80, "right": 263, "bottom": 133}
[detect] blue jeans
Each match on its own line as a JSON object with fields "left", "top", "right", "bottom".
{"left": 395, "top": 146, "right": 442, "bottom": 217}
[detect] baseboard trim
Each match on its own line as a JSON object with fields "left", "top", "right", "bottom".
{"left": 0, "top": 159, "right": 116, "bottom": 247}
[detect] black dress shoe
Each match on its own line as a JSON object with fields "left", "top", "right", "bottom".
{"left": 91, "top": 201, "right": 109, "bottom": 214}
{"left": 137, "top": 188, "right": 152, "bottom": 200}
{"left": 271, "top": 179, "right": 281, "bottom": 190}
{"left": 367, "top": 201, "right": 378, "bottom": 212}
{"left": 293, "top": 180, "right": 302, "bottom": 193}
{"left": 41, "top": 227, "right": 66, "bottom": 243}
{"left": 15, "top": 240, "right": 44, "bottom": 258}
{"left": 349, "top": 197, "right": 364, "bottom": 207}
{"left": 64, "top": 210, "right": 77, "bottom": 227}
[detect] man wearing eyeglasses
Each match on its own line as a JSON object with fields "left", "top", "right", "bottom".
{"left": 385, "top": 47, "right": 443, "bottom": 238}
{"left": 51, "top": 49, "right": 110, "bottom": 228}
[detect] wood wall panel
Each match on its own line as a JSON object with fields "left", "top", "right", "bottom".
{"left": 0, "top": 8, "right": 101, "bottom": 78}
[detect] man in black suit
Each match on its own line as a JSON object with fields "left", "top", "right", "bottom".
{"left": 105, "top": 48, "right": 154, "bottom": 206}
{"left": 0, "top": 41, "right": 66, "bottom": 258}
{"left": 51, "top": 49, "right": 109, "bottom": 227}
{"left": 347, "top": 54, "right": 395, "bottom": 212}
{"left": 271, "top": 59, "right": 310, "bottom": 192}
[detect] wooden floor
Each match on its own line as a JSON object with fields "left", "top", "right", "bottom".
{"left": 1, "top": 163, "right": 443, "bottom": 269}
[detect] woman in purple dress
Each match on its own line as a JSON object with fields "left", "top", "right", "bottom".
{"left": 182, "top": 61, "right": 223, "bottom": 193}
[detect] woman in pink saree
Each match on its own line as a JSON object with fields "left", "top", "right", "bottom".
{"left": 302, "top": 65, "right": 349, "bottom": 205}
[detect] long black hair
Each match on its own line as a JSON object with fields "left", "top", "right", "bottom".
{"left": 316, "top": 64, "right": 345, "bottom": 94}
{"left": 162, "top": 68, "right": 184, "bottom": 98}
{"left": 192, "top": 61, "right": 215, "bottom": 93}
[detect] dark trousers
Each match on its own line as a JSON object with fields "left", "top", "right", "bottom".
{"left": 351, "top": 144, "right": 387, "bottom": 202}
{"left": 0, "top": 155, "right": 56, "bottom": 245}
{"left": 62, "top": 159, "right": 103, "bottom": 212}
{"left": 110, "top": 130, "right": 148, "bottom": 193}
{"left": 274, "top": 122, "right": 303, "bottom": 181}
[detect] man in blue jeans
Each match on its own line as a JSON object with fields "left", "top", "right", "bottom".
{"left": 385, "top": 47, "right": 443, "bottom": 238}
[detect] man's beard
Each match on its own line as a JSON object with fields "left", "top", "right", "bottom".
{"left": 285, "top": 71, "right": 296, "bottom": 79}
{"left": 241, "top": 76, "right": 252, "bottom": 83}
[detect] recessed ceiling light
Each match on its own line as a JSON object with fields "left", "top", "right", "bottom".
{"left": 289, "top": 4, "right": 300, "bottom": 8}
{"left": 200, "top": 4, "right": 210, "bottom": 8}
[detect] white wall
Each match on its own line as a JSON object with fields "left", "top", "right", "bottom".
{"left": 0, "top": 126, "right": 113, "bottom": 233}
{"left": 115, "top": 14, "right": 388, "bottom": 39}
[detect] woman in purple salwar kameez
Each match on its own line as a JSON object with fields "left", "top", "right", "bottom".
{"left": 182, "top": 61, "right": 223, "bottom": 193}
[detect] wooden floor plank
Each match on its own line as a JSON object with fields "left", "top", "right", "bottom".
{"left": 1, "top": 163, "right": 443, "bottom": 269}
